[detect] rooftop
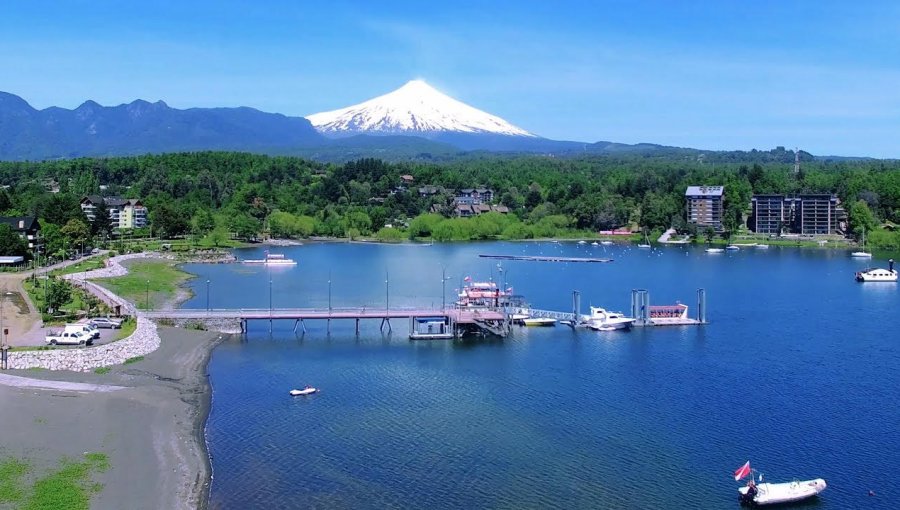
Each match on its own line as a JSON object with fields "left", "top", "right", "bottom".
{"left": 685, "top": 185, "right": 724, "bottom": 197}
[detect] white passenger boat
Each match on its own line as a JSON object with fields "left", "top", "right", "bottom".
{"left": 522, "top": 317, "right": 557, "bottom": 327}
{"left": 855, "top": 259, "right": 897, "bottom": 282}
{"left": 735, "top": 461, "right": 826, "bottom": 506}
{"left": 242, "top": 252, "right": 297, "bottom": 266}
{"left": 706, "top": 248, "right": 724, "bottom": 254}
{"left": 290, "top": 386, "right": 318, "bottom": 396}
{"left": 583, "top": 307, "right": 635, "bottom": 331}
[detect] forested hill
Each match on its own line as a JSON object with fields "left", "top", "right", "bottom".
{"left": 0, "top": 92, "right": 325, "bottom": 161}
{"left": 0, "top": 151, "right": 898, "bottom": 250}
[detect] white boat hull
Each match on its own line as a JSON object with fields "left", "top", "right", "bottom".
{"left": 739, "top": 478, "right": 826, "bottom": 505}
{"left": 850, "top": 251, "right": 872, "bottom": 258}
{"left": 706, "top": 248, "right": 724, "bottom": 253}
{"left": 523, "top": 318, "right": 556, "bottom": 327}
{"left": 290, "top": 388, "right": 318, "bottom": 396}
{"left": 586, "top": 318, "right": 635, "bottom": 331}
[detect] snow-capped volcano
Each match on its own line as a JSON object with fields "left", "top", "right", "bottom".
{"left": 307, "top": 80, "right": 535, "bottom": 138}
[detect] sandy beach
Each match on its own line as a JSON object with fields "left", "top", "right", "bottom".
{"left": 0, "top": 326, "right": 222, "bottom": 510}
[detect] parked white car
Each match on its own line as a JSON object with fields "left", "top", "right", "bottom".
{"left": 45, "top": 330, "right": 92, "bottom": 346}
{"left": 65, "top": 323, "right": 100, "bottom": 339}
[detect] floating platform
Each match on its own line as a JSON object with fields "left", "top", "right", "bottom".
{"left": 479, "top": 254, "right": 613, "bottom": 263}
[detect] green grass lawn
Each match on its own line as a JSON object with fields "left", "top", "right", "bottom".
{"left": 93, "top": 260, "right": 193, "bottom": 310}
{"left": 0, "top": 453, "right": 107, "bottom": 510}
{"left": 49, "top": 256, "right": 109, "bottom": 277}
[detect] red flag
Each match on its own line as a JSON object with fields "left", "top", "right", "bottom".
{"left": 734, "top": 461, "right": 751, "bottom": 481}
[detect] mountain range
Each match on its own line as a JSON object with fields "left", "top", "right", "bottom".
{"left": 0, "top": 83, "right": 852, "bottom": 162}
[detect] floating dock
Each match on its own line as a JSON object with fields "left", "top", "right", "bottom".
{"left": 479, "top": 254, "right": 614, "bottom": 263}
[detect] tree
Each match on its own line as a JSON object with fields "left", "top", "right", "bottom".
{"left": 151, "top": 202, "right": 191, "bottom": 238}
{"left": 192, "top": 209, "right": 216, "bottom": 237}
{"left": 60, "top": 218, "right": 90, "bottom": 253}
{"left": 46, "top": 278, "right": 72, "bottom": 313}
{"left": 90, "top": 200, "right": 112, "bottom": 239}
{"left": 229, "top": 213, "right": 260, "bottom": 241}
{"left": 0, "top": 224, "right": 27, "bottom": 257}
{"left": 848, "top": 200, "right": 877, "bottom": 237}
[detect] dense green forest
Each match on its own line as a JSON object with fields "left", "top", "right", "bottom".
{"left": 0, "top": 150, "right": 899, "bottom": 258}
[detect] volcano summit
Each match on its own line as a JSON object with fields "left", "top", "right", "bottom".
{"left": 307, "top": 80, "right": 535, "bottom": 139}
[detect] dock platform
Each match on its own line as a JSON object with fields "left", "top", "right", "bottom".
{"left": 479, "top": 254, "right": 613, "bottom": 263}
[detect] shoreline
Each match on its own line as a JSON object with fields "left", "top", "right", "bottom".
{"left": 0, "top": 327, "right": 222, "bottom": 510}
{"left": 1, "top": 253, "right": 223, "bottom": 509}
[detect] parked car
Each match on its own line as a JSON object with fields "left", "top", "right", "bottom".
{"left": 45, "top": 330, "right": 92, "bottom": 346}
{"left": 90, "top": 317, "right": 122, "bottom": 329}
{"left": 91, "top": 248, "right": 100, "bottom": 254}
{"left": 65, "top": 323, "right": 100, "bottom": 339}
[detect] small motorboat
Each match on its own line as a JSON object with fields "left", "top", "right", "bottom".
{"left": 591, "top": 241, "right": 599, "bottom": 246}
{"left": 735, "top": 461, "right": 826, "bottom": 506}
{"left": 577, "top": 240, "right": 587, "bottom": 245}
{"left": 738, "top": 479, "right": 827, "bottom": 506}
{"left": 756, "top": 244, "right": 769, "bottom": 249}
{"left": 706, "top": 248, "right": 724, "bottom": 254}
{"left": 600, "top": 240, "right": 613, "bottom": 246}
{"left": 725, "top": 245, "right": 740, "bottom": 251}
{"left": 289, "top": 386, "right": 319, "bottom": 396}
{"left": 522, "top": 317, "right": 556, "bottom": 327}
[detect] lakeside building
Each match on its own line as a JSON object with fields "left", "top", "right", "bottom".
{"left": 685, "top": 186, "right": 724, "bottom": 231}
{"left": 456, "top": 188, "right": 494, "bottom": 205}
{"left": 750, "top": 194, "right": 846, "bottom": 235}
{"left": 454, "top": 204, "right": 510, "bottom": 217}
{"left": 0, "top": 216, "right": 41, "bottom": 250}
{"left": 81, "top": 196, "right": 149, "bottom": 229}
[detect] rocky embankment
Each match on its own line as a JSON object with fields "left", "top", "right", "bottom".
{"left": 7, "top": 317, "right": 160, "bottom": 372}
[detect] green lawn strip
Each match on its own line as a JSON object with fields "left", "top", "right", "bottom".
{"left": 0, "top": 458, "right": 29, "bottom": 504}
{"left": 0, "top": 453, "right": 108, "bottom": 510}
{"left": 49, "top": 256, "right": 109, "bottom": 277}
{"left": 92, "top": 260, "right": 193, "bottom": 310}
{"left": 23, "top": 453, "right": 108, "bottom": 510}
{"left": 112, "top": 317, "right": 137, "bottom": 341}
{"left": 124, "top": 355, "right": 144, "bottom": 365}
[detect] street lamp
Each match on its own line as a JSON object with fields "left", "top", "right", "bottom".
{"left": 441, "top": 267, "right": 452, "bottom": 311}
{"left": 269, "top": 278, "right": 273, "bottom": 312}
{"left": 328, "top": 271, "right": 332, "bottom": 313}
{"left": 385, "top": 271, "right": 389, "bottom": 313}
{"left": 0, "top": 291, "right": 12, "bottom": 348}
{"left": 206, "top": 279, "right": 211, "bottom": 311}
{"left": 145, "top": 280, "right": 150, "bottom": 310}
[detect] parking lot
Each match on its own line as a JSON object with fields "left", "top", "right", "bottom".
{"left": 15, "top": 321, "right": 129, "bottom": 348}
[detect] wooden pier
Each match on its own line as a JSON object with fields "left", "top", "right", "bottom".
{"left": 479, "top": 254, "right": 614, "bottom": 263}
{"left": 143, "top": 307, "right": 510, "bottom": 337}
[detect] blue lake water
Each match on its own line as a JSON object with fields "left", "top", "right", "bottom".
{"left": 182, "top": 242, "right": 900, "bottom": 509}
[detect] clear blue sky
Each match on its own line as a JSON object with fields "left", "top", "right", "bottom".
{"left": 2, "top": 0, "right": 898, "bottom": 157}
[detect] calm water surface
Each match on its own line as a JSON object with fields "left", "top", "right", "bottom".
{"left": 182, "top": 242, "right": 900, "bottom": 509}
